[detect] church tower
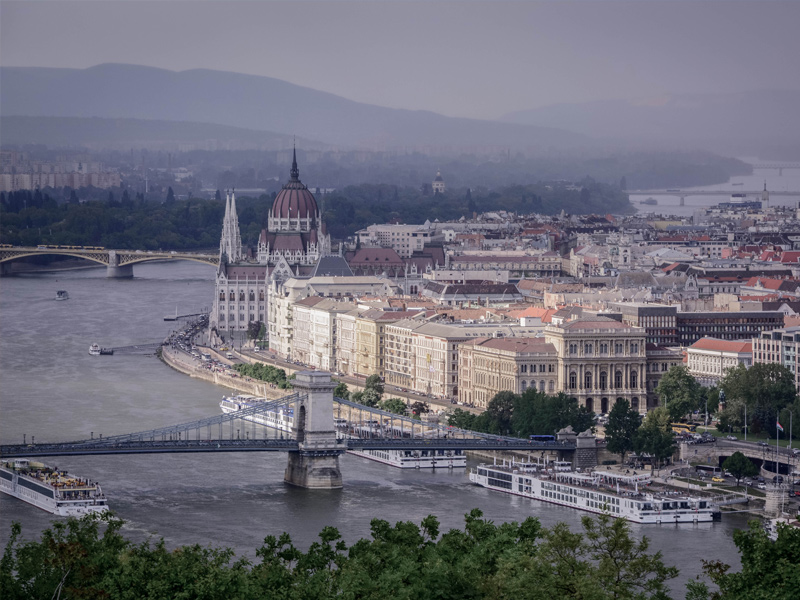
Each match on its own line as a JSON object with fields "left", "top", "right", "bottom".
{"left": 219, "top": 190, "right": 243, "bottom": 263}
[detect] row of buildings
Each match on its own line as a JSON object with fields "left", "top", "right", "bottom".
{"left": 210, "top": 157, "right": 800, "bottom": 413}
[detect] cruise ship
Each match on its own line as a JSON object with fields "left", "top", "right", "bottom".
{"left": 470, "top": 461, "right": 716, "bottom": 524}
{"left": 218, "top": 396, "right": 465, "bottom": 469}
{"left": 219, "top": 395, "right": 294, "bottom": 432}
{"left": 0, "top": 459, "right": 110, "bottom": 516}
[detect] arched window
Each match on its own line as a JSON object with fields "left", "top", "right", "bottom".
{"left": 615, "top": 371, "right": 623, "bottom": 388}
{"left": 586, "top": 398, "right": 594, "bottom": 412}
{"left": 631, "top": 397, "right": 639, "bottom": 411}
{"left": 249, "top": 291, "right": 255, "bottom": 301}
{"left": 600, "top": 371, "right": 607, "bottom": 390}
{"left": 219, "top": 291, "right": 225, "bottom": 301}
{"left": 549, "top": 380, "right": 555, "bottom": 392}
{"left": 521, "top": 380, "right": 527, "bottom": 391}
{"left": 259, "top": 291, "right": 265, "bottom": 301}
{"left": 229, "top": 291, "right": 235, "bottom": 301}
{"left": 539, "top": 380, "right": 545, "bottom": 392}
{"left": 239, "top": 291, "right": 245, "bottom": 301}
{"left": 569, "top": 372, "right": 577, "bottom": 389}
{"left": 584, "top": 372, "right": 592, "bottom": 390}
{"left": 584, "top": 343, "right": 593, "bottom": 355}
{"left": 630, "top": 370, "right": 638, "bottom": 389}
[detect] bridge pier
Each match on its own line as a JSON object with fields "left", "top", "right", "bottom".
{"left": 106, "top": 251, "right": 133, "bottom": 278}
{"left": 284, "top": 371, "right": 343, "bottom": 489}
{"left": 679, "top": 196, "right": 685, "bottom": 206}
{"left": 0, "top": 262, "right": 12, "bottom": 277}
{"left": 107, "top": 264, "right": 133, "bottom": 278}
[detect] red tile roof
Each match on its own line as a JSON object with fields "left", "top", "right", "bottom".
{"left": 689, "top": 338, "right": 752, "bottom": 353}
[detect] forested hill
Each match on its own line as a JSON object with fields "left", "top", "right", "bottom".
{"left": 0, "top": 181, "right": 629, "bottom": 249}
{"left": 0, "top": 64, "right": 588, "bottom": 151}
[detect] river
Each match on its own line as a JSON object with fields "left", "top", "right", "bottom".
{"left": 629, "top": 161, "right": 800, "bottom": 218}
{"left": 0, "top": 262, "right": 750, "bottom": 594}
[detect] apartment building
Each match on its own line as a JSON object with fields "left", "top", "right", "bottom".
{"left": 687, "top": 338, "right": 752, "bottom": 387}
{"left": 752, "top": 325, "right": 800, "bottom": 390}
{"left": 290, "top": 298, "right": 356, "bottom": 371}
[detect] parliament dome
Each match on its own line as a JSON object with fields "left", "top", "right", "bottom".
{"left": 271, "top": 149, "right": 318, "bottom": 220}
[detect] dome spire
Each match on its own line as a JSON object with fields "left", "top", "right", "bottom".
{"left": 290, "top": 140, "right": 299, "bottom": 181}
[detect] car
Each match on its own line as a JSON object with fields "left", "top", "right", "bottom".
{"left": 757, "top": 482, "right": 767, "bottom": 490}
{"left": 757, "top": 441, "right": 769, "bottom": 447}
{"left": 253, "top": 347, "right": 260, "bottom": 352}
{"left": 792, "top": 448, "right": 800, "bottom": 456}
{"left": 711, "top": 476, "right": 725, "bottom": 483}
{"left": 726, "top": 435, "right": 737, "bottom": 441}
{"left": 772, "top": 476, "right": 784, "bottom": 484}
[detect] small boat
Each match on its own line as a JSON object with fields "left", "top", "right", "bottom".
{"left": 88, "top": 343, "right": 114, "bottom": 356}
{"left": 55, "top": 290, "right": 69, "bottom": 301}
{"left": 640, "top": 197, "right": 658, "bottom": 206}
{"left": 732, "top": 182, "right": 744, "bottom": 186}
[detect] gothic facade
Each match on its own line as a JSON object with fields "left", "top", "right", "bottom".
{"left": 211, "top": 150, "right": 331, "bottom": 333}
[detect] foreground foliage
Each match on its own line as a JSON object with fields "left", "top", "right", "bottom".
{"left": 2, "top": 510, "right": 681, "bottom": 600}
{"left": 686, "top": 519, "right": 800, "bottom": 600}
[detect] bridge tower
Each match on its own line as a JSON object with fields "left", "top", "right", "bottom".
{"left": 106, "top": 250, "right": 133, "bottom": 278}
{"left": 284, "top": 371, "right": 343, "bottom": 489}
{"left": 679, "top": 196, "right": 685, "bottom": 207}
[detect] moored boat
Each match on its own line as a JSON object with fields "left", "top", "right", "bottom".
{"left": 469, "top": 461, "right": 716, "bottom": 524}
{"left": 89, "top": 343, "right": 101, "bottom": 356}
{"left": 55, "top": 290, "right": 69, "bottom": 301}
{"left": 220, "top": 395, "right": 294, "bottom": 432}
{"left": 0, "top": 459, "right": 109, "bottom": 516}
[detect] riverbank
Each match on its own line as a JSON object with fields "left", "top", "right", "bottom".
{"left": 160, "top": 345, "right": 287, "bottom": 400}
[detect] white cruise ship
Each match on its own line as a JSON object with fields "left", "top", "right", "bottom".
{"left": 220, "top": 395, "right": 294, "bottom": 432}
{"left": 470, "top": 461, "right": 716, "bottom": 524}
{"left": 218, "top": 397, "right": 465, "bottom": 469}
{"left": 0, "top": 459, "right": 110, "bottom": 516}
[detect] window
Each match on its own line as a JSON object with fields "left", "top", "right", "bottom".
{"left": 584, "top": 372, "right": 592, "bottom": 389}
{"left": 239, "top": 291, "right": 245, "bottom": 301}
{"left": 549, "top": 380, "right": 555, "bottom": 392}
{"left": 569, "top": 344, "right": 577, "bottom": 355}
{"left": 569, "top": 372, "right": 577, "bottom": 389}
{"left": 615, "top": 371, "right": 623, "bottom": 388}
{"left": 600, "top": 371, "right": 607, "bottom": 390}
{"left": 631, "top": 342, "right": 639, "bottom": 355}
{"left": 599, "top": 343, "right": 608, "bottom": 354}
{"left": 584, "top": 343, "right": 593, "bottom": 355}
{"left": 630, "top": 370, "right": 638, "bottom": 389}
{"left": 615, "top": 343, "right": 623, "bottom": 354}
{"left": 249, "top": 291, "right": 255, "bottom": 301}
{"left": 539, "top": 380, "right": 545, "bottom": 392}
{"left": 521, "top": 364, "right": 528, "bottom": 373}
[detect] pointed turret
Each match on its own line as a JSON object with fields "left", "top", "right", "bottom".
{"left": 290, "top": 145, "right": 299, "bottom": 181}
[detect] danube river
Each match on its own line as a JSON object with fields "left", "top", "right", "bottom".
{"left": 630, "top": 164, "right": 800, "bottom": 217}
{"left": 0, "top": 262, "right": 749, "bottom": 592}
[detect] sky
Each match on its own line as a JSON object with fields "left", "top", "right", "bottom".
{"left": 2, "top": 0, "right": 799, "bottom": 121}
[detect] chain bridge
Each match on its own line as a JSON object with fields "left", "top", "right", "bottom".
{"left": 0, "top": 246, "right": 219, "bottom": 278}
{"left": 0, "top": 372, "right": 573, "bottom": 489}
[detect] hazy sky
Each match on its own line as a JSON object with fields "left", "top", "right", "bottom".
{"left": 2, "top": 1, "right": 798, "bottom": 120}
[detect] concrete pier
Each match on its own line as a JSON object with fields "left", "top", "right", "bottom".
{"left": 284, "top": 371, "right": 343, "bottom": 489}
{"left": 106, "top": 264, "right": 133, "bottom": 278}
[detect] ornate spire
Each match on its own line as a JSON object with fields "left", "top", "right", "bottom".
{"left": 290, "top": 142, "right": 299, "bottom": 181}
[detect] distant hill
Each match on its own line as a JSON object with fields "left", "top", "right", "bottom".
{"left": 0, "top": 116, "right": 308, "bottom": 150}
{"left": 0, "top": 64, "right": 589, "bottom": 152}
{"left": 500, "top": 91, "right": 800, "bottom": 159}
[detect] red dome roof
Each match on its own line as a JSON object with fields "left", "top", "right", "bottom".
{"left": 271, "top": 150, "right": 318, "bottom": 220}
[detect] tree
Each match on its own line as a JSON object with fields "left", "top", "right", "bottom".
{"left": 364, "top": 374, "right": 384, "bottom": 397}
{"left": 634, "top": 407, "right": 676, "bottom": 472}
{"left": 357, "top": 388, "right": 381, "bottom": 408}
{"left": 512, "top": 390, "right": 594, "bottom": 438}
{"left": 379, "top": 397, "right": 407, "bottom": 415}
{"left": 165, "top": 186, "right": 175, "bottom": 205}
{"left": 687, "top": 518, "right": 800, "bottom": 600}
{"left": 409, "top": 401, "right": 429, "bottom": 419}
{"left": 721, "top": 451, "right": 758, "bottom": 486}
{"left": 486, "top": 391, "right": 516, "bottom": 434}
{"left": 656, "top": 365, "right": 703, "bottom": 422}
{"left": 720, "top": 363, "right": 797, "bottom": 434}
{"left": 605, "top": 399, "right": 641, "bottom": 464}
{"left": 447, "top": 408, "right": 477, "bottom": 430}
{"left": 247, "top": 320, "right": 263, "bottom": 340}
{"left": 333, "top": 381, "right": 350, "bottom": 401}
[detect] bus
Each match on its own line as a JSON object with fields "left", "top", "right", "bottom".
{"left": 671, "top": 422, "right": 697, "bottom": 434}
{"left": 529, "top": 434, "right": 556, "bottom": 443}
{"left": 696, "top": 465, "right": 721, "bottom": 477}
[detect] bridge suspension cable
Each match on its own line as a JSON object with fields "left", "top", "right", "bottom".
{"left": 70, "top": 392, "right": 305, "bottom": 446}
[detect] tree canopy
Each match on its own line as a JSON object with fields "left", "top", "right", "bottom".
{"left": 721, "top": 452, "right": 758, "bottom": 486}
{"left": 634, "top": 407, "right": 676, "bottom": 471}
{"left": 718, "top": 363, "right": 798, "bottom": 434}
{"left": 655, "top": 366, "right": 703, "bottom": 422}
{"left": 605, "top": 399, "right": 642, "bottom": 463}
{"left": 1, "top": 510, "right": 684, "bottom": 600}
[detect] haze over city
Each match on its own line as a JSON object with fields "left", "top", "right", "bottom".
{"left": 2, "top": 0, "right": 798, "bottom": 120}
